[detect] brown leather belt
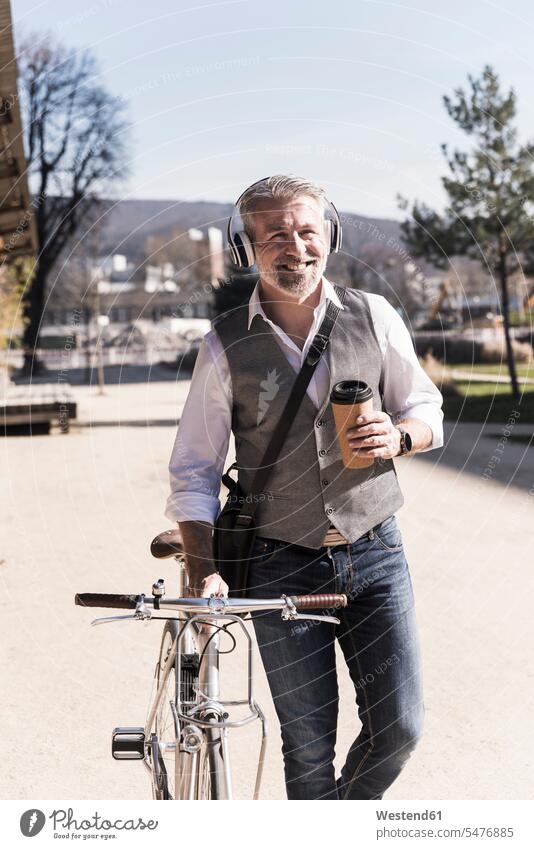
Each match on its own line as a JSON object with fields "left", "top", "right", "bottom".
{"left": 322, "top": 525, "right": 349, "bottom": 546}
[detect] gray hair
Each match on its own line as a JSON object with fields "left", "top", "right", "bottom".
{"left": 238, "top": 175, "right": 328, "bottom": 240}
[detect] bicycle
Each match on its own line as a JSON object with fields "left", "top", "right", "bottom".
{"left": 75, "top": 528, "right": 347, "bottom": 800}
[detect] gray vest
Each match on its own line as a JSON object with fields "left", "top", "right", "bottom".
{"left": 213, "top": 286, "right": 404, "bottom": 549}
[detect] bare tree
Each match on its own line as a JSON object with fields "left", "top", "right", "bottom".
{"left": 17, "top": 34, "right": 130, "bottom": 374}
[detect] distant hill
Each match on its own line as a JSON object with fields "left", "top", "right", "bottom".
{"left": 97, "top": 198, "right": 402, "bottom": 262}
{"left": 98, "top": 199, "right": 233, "bottom": 261}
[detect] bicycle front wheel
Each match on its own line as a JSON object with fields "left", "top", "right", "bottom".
{"left": 197, "top": 720, "right": 227, "bottom": 800}
{"left": 152, "top": 619, "right": 180, "bottom": 799}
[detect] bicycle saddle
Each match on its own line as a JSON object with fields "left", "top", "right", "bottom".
{"left": 150, "top": 529, "right": 185, "bottom": 559}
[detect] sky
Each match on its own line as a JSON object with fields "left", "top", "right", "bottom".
{"left": 10, "top": 0, "right": 534, "bottom": 220}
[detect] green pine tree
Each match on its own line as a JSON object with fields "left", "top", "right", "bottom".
{"left": 399, "top": 65, "right": 534, "bottom": 401}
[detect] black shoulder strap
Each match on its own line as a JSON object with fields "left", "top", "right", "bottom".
{"left": 234, "top": 284, "right": 347, "bottom": 529}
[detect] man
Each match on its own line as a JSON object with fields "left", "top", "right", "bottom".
{"left": 166, "top": 175, "right": 443, "bottom": 800}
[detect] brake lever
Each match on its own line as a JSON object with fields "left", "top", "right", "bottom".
{"left": 91, "top": 595, "right": 154, "bottom": 626}
{"left": 90, "top": 613, "right": 187, "bottom": 627}
{"left": 281, "top": 611, "right": 340, "bottom": 626}
{"left": 90, "top": 614, "right": 141, "bottom": 627}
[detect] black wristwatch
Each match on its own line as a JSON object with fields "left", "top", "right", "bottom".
{"left": 396, "top": 426, "right": 413, "bottom": 456}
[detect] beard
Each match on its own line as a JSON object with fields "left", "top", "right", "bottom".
{"left": 265, "top": 258, "right": 324, "bottom": 298}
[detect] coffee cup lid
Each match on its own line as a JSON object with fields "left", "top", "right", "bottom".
{"left": 330, "top": 380, "right": 373, "bottom": 404}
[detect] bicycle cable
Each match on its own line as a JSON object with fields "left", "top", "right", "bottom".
{"left": 197, "top": 621, "right": 238, "bottom": 676}
{"left": 146, "top": 614, "right": 238, "bottom": 719}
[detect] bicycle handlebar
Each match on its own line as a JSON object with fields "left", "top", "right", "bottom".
{"left": 74, "top": 592, "right": 347, "bottom": 613}
{"left": 290, "top": 594, "right": 347, "bottom": 610}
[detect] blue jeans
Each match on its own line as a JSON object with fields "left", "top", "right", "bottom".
{"left": 247, "top": 515, "right": 424, "bottom": 800}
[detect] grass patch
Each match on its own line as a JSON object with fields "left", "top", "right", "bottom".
{"left": 453, "top": 381, "right": 531, "bottom": 396}
{"left": 452, "top": 362, "right": 533, "bottom": 379}
{"left": 443, "top": 382, "right": 534, "bottom": 423}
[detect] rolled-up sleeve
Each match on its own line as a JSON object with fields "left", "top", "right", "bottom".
{"left": 380, "top": 299, "right": 444, "bottom": 452}
{"left": 165, "top": 332, "right": 232, "bottom": 524}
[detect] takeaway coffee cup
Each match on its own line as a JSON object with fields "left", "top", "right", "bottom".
{"left": 330, "top": 380, "right": 374, "bottom": 468}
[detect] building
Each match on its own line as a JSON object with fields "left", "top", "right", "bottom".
{"left": 42, "top": 226, "right": 221, "bottom": 343}
{"left": 0, "top": 0, "right": 37, "bottom": 262}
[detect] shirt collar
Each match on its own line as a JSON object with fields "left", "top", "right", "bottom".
{"left": 247, "top": 277, "right": 344, "bottom": 331}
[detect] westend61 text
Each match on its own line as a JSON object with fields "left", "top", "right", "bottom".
{"left": 376, "top": 809, "right": 442, "bottom": 820}
{"left": 50, "top": 809, "right": 158, "bottom": 832}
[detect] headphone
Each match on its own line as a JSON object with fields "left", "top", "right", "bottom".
{"left": 227, "top": 177, "right": 343, "bottom": 269}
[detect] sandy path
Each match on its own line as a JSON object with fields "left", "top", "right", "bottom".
{"left": 1, "top": 381, "right": 533, "bottom": 799}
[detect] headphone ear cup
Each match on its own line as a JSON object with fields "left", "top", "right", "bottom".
{"left": 332, "top": 219, "right": 341, "bottom": 252}
{"left": 232, "top": 231, "right": 255, "bottom": 268}
{"left": 324, "top": 218, "right": 334, "bottom": 254}
{"left": 329, "top": 202, "right": 342, "bottom": 252}
{"left": 228, "top": 240, "right": 240, "bottom": 266}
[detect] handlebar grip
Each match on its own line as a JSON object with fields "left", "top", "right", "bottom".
{"left": 289, "top": 593, "right": 347, "bottom": 610}
{"left": 75, "top": 593, "right": 141, "bottom": 609}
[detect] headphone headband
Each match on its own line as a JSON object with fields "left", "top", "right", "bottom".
{"left": 227, "top": 177, "right": 342, "bottom": 269}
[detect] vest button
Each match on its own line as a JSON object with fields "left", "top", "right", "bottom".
{"left": 319, "top": 449, "right": 327, "bottom": 457}
{"left": 322, "top": 479, "right": 329, "bottom": 486}
{"left": 326, "top": 507, "right": 334, "bottom": 515}
{"left": 316, "top": 419, "right": 323, "bottom": 427}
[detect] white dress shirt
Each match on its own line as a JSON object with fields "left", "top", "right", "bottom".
{"left": 165, "top": 278, "right": 444, "bottom": 524}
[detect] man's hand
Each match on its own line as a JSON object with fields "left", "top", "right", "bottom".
{"left": 185, "top": 571, "right": 229, "bottom": 636}
{"left": 346, "top": 411, "right": 402, "bottom": 460}
{"left": 186, "top": 570, "right": 229, "bottom": 599}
